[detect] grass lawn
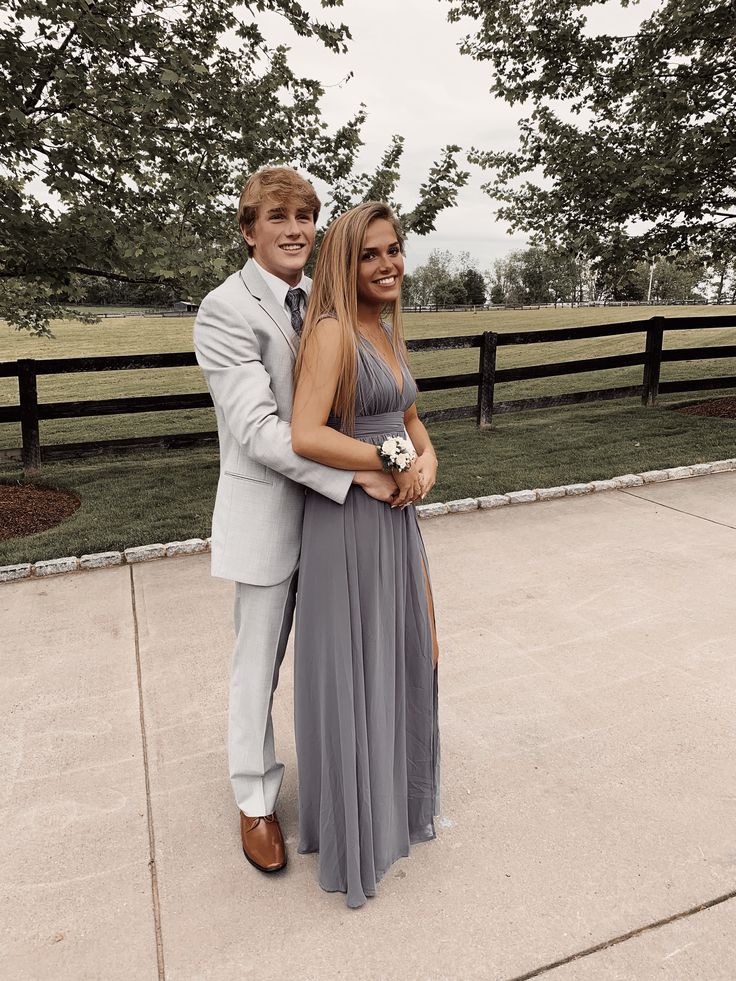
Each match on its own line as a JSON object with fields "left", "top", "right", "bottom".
{"left": 1, "top": 304, "right": 735, "bottom": 564}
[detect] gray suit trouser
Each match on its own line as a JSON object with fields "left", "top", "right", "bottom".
{"left": 230, "top": 571, "right": 298, "bottom": 816}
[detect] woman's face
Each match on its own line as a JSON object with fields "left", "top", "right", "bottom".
{"left": 356, "top": 218, "right": 404, "bottom": 307}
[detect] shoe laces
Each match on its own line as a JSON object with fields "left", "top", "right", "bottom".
{"left": 243, "top": 812, "right": 276, "bottom": 831}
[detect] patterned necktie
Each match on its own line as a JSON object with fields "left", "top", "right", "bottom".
{"left": 285, "top": 287, "right": 305, "bottom": 336}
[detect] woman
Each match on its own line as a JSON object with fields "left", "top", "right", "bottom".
{"left": 291, "top": 202, "right": 441, "bottom": 908}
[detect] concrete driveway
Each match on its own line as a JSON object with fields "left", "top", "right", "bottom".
{"left": 2, "top": 472, "right": 735, "bottom": 981}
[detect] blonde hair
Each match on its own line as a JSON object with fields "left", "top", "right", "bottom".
{"left": 238, "top": 167, "right": 321, "bottom": 256}
{"left": 294, "top": 201, "right": 407, "bottom": 436}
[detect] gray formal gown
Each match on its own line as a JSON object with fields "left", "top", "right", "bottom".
{"left": 294, "top": 325, "right": 441, "bottom": 909}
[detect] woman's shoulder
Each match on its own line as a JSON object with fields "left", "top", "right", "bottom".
{"left": 304, "top": 313, "right": 342, "bottom": 356}
{"left": 316, "top": 310, "right": 338, "bottom": 323}
{"left": 310, "top": 313, "right": 342, "bottom": 339}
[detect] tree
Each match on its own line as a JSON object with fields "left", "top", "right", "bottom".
{"left": 448, "top": 0, "right": 736, "bottom": 263}
{"left": 701, "top": 230, "right": 736, "bottom": 303}
{"left": 305, "top": 137, "right": 469, "bottom": 277}
{"left": 510, "top": 247, "right": 548, "bottom": 304}
{"left": 1, "top": 1, "right": 468, "bottom": 333}
{"left": 401, "top": 272, "right": 416, "bottom": 305}
{"left": 402, "top": 249, "right": 485, "bottom": 307}
{"left": 643, "top": 255, "right": 705, "bottom": 303}
{"left": 488, "top": 283, "right": 505, "bottom": 305}
{"left": 327, "top": 135, "right": 469, "bottom": 236}
{"left": 65, "top": 276, "right": 177, "bottom": 308}
{"left": 435, "top": 277, "right": 467, "bottom": 307}
{"left": 595, "top": 254, "right": 646, "bottom": 303}
{"left": 403, "top": 249, "right": 456, "bottom": 306}
{"left": 593, "top": 244, "right": 706, "bottom": 302}
{"left": 486, "top": 258, "right": 510, "bottom": 306}
{"left": 461, "top": 267, "right": 486, "bottom": 304}
{"left": 486, "top": 244, "right": 583, "bottom": 305}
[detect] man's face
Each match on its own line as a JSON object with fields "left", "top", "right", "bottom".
{"left": 243, "top": 196, "right": 316, "bottom": 286}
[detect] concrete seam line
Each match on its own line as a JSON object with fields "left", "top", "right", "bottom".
{"left": 1, "top": 459, "right": 735, "bottom": 582}
{"left": 503, "top": 885, "right": 736, "bottom": 981}
{"left": 130, "top": 565, "right": 167, "bottom": 981}
{"left": 617, "top": 490, "right": 736, "bottom": 532}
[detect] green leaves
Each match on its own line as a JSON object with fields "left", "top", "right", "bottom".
{"left": 0, "top": 0, "right": 357, "bottom": 333}
{"left": 2, "top": 0, "right": 472, "bottom": 333}
{"left": 403, "top": 249, "right": 485, "bottom": 306}
{"left": 450, "top": 0, "right": 736, "bottom": 262}
{"left": 324, "top": 136, "right": 469, "bottom": 239}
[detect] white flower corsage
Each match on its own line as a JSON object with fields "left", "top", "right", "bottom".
{"left": 377, "top": 436, "right": 416, "bottom": 472}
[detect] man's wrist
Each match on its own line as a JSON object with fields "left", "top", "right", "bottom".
{"left": 353, "top": 470, "right": 379, "bottom": 486}
{"left": 353, "top": 469, "right": 399, "bottom": 487}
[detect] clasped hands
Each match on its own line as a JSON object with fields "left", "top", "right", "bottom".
{"left": 355, "top": 452, "right": 438, "bottom": 508}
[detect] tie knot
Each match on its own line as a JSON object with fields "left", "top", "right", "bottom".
{"left": 285, "top": 287, "right": 304, "bottom": 310}
{"left": 285, "top": 287, "right": 305, "bottom": 336}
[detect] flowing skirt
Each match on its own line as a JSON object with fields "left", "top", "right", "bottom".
{"left": 294, "top": 481, "right": 441, "bottom": 908}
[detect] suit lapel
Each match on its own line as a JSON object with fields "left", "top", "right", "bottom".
{"left": 239, "top": 260, "right": 308, "bottom": 359}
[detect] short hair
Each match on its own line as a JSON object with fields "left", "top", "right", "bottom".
{"left": 238, "top": 167, "right": 321, "bottom": 256}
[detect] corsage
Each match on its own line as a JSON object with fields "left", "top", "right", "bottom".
{"left": 376, "top": 436, "right": 416, "bottom": 473}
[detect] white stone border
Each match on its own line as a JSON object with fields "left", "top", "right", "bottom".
{"left": 413, "top": 458, "right": 736, "bottom": 519}
{"left": 2, "top": 458, "right": 735, "bottom": 583}
{"left": 0, "top": 538, "right": 210, "bottom": 583}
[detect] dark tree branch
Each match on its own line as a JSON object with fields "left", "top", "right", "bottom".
{"left": 0, "top": 267, "right": 164, "bottom": 285}
{"left": 22, "top": 19, "right": 87, "bottom": 113}
{"left": 68, "top": 266, "right": 165, "bottom": 284}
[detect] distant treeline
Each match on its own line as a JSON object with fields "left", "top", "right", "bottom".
{"left": 64, "top": 243, "right": 736, "bottom": 311}
{"left": 62, "top": 276, "right": 180, "bottom": 309}
{"left": 403, "top": 245, "right": 736, "bottom": 308}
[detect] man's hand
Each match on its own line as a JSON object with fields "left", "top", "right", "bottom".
{"left": 415, "top": 452, "right": 438, "bottom": 499}
{"left": 353, "top": 470, "right": 399, "bottom": 503}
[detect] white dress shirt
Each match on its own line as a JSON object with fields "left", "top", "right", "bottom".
{"left": 253, "top": 259, "right": 308, "bottom": 321}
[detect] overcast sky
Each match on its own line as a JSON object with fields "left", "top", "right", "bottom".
{"left": 256, "top": 0, "right": 660, "bottom": 274}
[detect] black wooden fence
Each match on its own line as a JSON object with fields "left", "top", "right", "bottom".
{"left": 2, "top": 314, "right": 735, "bottom": 470}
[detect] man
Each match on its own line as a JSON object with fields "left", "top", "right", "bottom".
{"left": 194, "top": 167, "right": 397, "bottom": 874}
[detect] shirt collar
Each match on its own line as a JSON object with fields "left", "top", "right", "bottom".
{"left": 252, "top": 259, "right": 308, "bottom": 309}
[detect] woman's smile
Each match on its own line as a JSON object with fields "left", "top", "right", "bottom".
{"left": 357, "top": 218, "right": 405, "bottom": 306}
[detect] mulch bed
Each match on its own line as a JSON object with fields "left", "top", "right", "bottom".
{"left": 672, "top": 396, "right": 736, "bottom": 419}
{"left": 0, "top": 483, "right": 81, "bottom": 541}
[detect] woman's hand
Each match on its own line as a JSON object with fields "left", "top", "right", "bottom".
{"left": 391, "top": 464, "right": 423, "bottom": 508}
{"left": 415, "top": 452, "right": 438, "bottom": 499}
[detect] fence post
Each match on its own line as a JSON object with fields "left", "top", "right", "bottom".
{"left": 641, "top": 316, "right": 665, "bottom": 407}
{"left": 477, "top": 331, "right": 497, "bottom": 428}
{"left": 18, "top": 359, "right": 41, "bottom": 470}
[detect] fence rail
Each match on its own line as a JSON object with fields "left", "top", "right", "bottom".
{"left": 2, "top": 314, "right": 736, "bottom": 469}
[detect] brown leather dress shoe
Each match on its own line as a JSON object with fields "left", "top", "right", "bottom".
{"left": 240, "top": 811, "right": 287, "bottom": 873}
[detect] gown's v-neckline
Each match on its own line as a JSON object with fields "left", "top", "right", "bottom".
{"left": 359, "top": 326, "right": 406, "bottom": 398}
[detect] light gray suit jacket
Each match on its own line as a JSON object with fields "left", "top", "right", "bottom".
{"left": 194, "top": 260, "right": 354, "bottom": 585}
